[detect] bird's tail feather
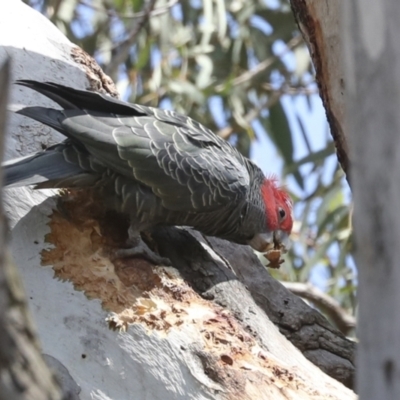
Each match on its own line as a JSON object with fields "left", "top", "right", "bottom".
{"left": 3, "top": 145, "right": 85, "bottom": 188}
{"left": 16, "top": 80, "right": 79, "bottom": 110}
{"left": 15, "top": 106, "right": 67, "bottom": 136}
{"left": 16, "top": 80, "right": 140, "bottom": 115}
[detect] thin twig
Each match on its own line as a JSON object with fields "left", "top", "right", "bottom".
{"left": 261, "top": 82, "right": 318, "bottom": 96}
{"left": 105, "top": 0, "right": 157, "bottom": 78}
{"left": 282, "top": 281, "right": 356, "bottom": 336}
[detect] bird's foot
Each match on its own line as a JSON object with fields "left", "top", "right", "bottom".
{"left": 115, "top": 240, "right": 171, "bottom": 266}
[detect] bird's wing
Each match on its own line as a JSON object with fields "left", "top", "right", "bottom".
{"left": 61, "top": 112, "right": 250, "bottom": 212}
{"left": 15, "top": 81, "right": 251, "bottom": 212}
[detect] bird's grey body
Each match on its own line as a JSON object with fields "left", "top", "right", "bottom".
{"left": 6, "top": 81, "right": 271, "bottom": 254}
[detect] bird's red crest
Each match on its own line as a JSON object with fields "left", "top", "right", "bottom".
{"left": 261, "top": 177, "right": 293, "bottom": 233}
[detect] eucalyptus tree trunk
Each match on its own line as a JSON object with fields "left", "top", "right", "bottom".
{"left": 292, "top": 0, "right": 400, "bottom": 398}
{"left": 0, "top": 1, "right": 356, "bottom": 399}
{"left": 342, "top": 1, "right": 400, "bottom": 399}
{"left": 290, "top": 0, "right": 349, "bottom": 181}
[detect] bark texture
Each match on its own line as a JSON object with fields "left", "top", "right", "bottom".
{"left": 0, "top": 60, "right": 62, "bottom": 400}
{"left": 290, "top": 0, "right": 349, "bottom": 183}
{"left": 154, "top": 230, "right": 356, "bottom": 389}
{"left": 342, "top": 1, "right": 400, "bottom": 399}
{"left": 1, "top": 1, "right": 356, "bottom": 399}
{"left": 282, "top": 281, "right": 356, "bottom": 336}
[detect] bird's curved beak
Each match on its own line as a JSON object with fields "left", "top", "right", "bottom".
{"left": 248, "top": 230, "right": 291, "bottom": 253}
{"left": 248, "top": 232, "right": 274, "bottom": 252}
{"left": 273, "top": 230, "right": 291, "bottom": 253}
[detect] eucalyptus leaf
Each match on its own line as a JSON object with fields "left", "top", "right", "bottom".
{"left": 285, "top": 142, "right": 335, "bottom": 174}
{"left": 268, "top": 101, "right": 304, "bottom": 188}
{"left": 294, "top": 45, "right": 311, "bottom": 78}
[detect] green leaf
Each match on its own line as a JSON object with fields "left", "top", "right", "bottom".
{"left": 168, "top": 80, "right": 205, "bottom": 104}
{"left": 195, "top": 55, "right": 213, "bottom": 89}
{"left": 293, "top": 46, "right": 311, "bottom": 78}
{"left": 57, "top": 0, "right": 77, "bottom": 22}
{"left": 136, "top": 40, "right": 152, "bottom": 70}
{"left": 284, "top": 142, "right": 335, "bottom": 174}
{"left": 249, "top": 26, "right": 272, "bottom": 62}
{"left": 268, "top": 101, "right": 304, "bottom": 188}
{"left": 255, "top": 9, "right": 296, "bottom": 42}
{"left": 237, "top": 131, "right": 252, "bottom": 158}
{"left": 317, "top": 205, "right": 348, "bottom": 239}
{"left": 299, "top": 238, "right": 334, "bottom": 282}
{"left": 268, "top": 101, "right": 292, "bottom": 159}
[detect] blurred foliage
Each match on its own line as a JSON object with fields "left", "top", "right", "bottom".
{"left": 25, "top": 0, "right": 355, "bottom": 335}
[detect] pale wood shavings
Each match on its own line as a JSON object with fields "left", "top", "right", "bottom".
{"left": 38, "top": 190, "right": 354, "bottom": 398}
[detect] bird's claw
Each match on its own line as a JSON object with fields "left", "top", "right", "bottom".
{"left": 115, "top": 241, "right": 171, "bottom": 266}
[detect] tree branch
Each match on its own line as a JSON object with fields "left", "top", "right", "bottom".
{"left": 152, "top": 229, "right": 356, "bottom": 390}
{"left": 282, "top": 281, "right": 356, "bottom": 336}
{"left": 105, "top": 0, "right": 157, "bottom": 78}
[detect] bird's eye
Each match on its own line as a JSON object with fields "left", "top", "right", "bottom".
{"left": 278, "top": 208, "right": 286, "bottom": 221}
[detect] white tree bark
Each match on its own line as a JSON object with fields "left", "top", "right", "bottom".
{"left": 342, "top": 1, "right": 400, "bottom": 399}
{"left": 1, "top": 1, "right": 356, "bottom": 399}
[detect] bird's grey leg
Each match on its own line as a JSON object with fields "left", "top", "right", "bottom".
{"left": 115, "top": 225, "right": 171, "bottom": 266}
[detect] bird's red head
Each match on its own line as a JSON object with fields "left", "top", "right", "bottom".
{"left": 261, "top": 177, "right": 293, "bottom": 234}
